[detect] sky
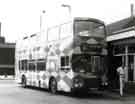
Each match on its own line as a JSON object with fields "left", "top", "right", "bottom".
{"left": 0, "top": 0, "right": 134, "bottom": 43}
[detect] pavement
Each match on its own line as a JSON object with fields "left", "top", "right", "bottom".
{"left": 0, "top": 75, "right": 14, "bottom": 80}
{"left": 100, "top": 87, "right": 135, "bottom": 100}
{"left": 0, "top": 79, "right": 135, "bottom": 104}
{"left": 0, "top": 77, "right": 135, "bottom": 101}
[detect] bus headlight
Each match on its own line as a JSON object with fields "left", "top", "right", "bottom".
{"left": 101, "top": 75, "right": 108, "bottom": 86}
{"left": 73, "top": 77, "right": 84, "bottom": 88}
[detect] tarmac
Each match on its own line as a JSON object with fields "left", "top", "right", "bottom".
{"left": 0, "top": 75, "right": 135, "bottom": 100}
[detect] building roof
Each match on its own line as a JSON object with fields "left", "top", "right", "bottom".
{"left": 0, "top": 43, "right": 15, "bottom": 48}
{"left": 74, "top": 17, "right": 105, "bottom": 25}
{"left": 107, "top": 17, "right": 135, "bottom": 36}
{"left": 0, "top": 36, "right": 15, "bottom": 48}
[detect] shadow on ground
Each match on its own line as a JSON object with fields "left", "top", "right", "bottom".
{"left": 19, "top": 85, "right": 128, "bottom": 100}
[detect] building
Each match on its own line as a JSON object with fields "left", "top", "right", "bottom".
{"left": 106, "top": 6, "right": 135, "bottom": 88}
{"left": 0, "top": 23, "right": 15, "bottom": 76}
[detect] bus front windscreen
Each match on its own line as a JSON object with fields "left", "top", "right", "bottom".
{"left": 74, "top": 20, "right": 105, "bottom": 38}
{"left": 71, "top": 54, "right": 101, "bottom": 73}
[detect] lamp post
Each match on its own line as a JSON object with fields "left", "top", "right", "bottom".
{"left": 61, "top": 4, "right": 71, "bottom": 19}
{"left": 40, "top": 10, "right": 46, "bottom": 35}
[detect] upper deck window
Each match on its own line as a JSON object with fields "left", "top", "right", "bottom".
{"left": 74, "top": 20, "right": 105, "bottom": 38}
{"left": 60, "top": 22, "right": 72, "bottom": 38}
{"left": 48, "top": 26, "right": 59, "bottom": 41}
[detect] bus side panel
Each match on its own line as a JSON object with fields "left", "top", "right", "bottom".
{"left": 57, "top": 71, "right": 73, "bottom": 92}
{"left": 40, "top": 71, "right": 50, "bottom": 89}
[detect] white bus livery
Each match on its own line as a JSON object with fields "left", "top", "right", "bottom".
{"left": 15, "top": 17, "right": 107, "bottom": 94}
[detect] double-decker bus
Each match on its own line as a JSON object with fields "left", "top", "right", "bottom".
{"left": 15, "top": 17, "right": 107, "bottom": 94}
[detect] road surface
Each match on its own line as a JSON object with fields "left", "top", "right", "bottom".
{"left": 0, "top": 80, "right": 134, "bottom": 104}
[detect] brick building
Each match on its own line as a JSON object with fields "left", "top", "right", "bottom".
{"left": 0, "top": 23, "right": 15, "bottom": 75}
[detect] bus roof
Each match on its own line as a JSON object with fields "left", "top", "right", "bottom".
{"left": 74, "top": 17, "right": 104, "bottom": 25}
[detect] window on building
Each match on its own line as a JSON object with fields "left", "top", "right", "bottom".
{"left": 113, "top": 46, "right": 125, "bottom": 55}
{"left": 128, "top": 45, "right": 135, "bottom": 53}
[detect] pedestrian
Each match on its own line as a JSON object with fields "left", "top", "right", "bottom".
{"left": 116, "top": 64, "right": 125, "bottom": 96}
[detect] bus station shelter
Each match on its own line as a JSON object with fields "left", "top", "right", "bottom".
{"left": 107, "top": 17, "right": 135, "bottom": 87}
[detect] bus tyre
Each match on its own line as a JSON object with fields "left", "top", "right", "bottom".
{"left": 50, "top": 78, "right": 57, "bottom": 94}
{"left": 21, "top": 76, "right": 27, "bottom": 88}
{"left": 39, "top": 80, "right": 41, "bottom": 88}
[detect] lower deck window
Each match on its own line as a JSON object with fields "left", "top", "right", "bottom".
{"left": 28, "top": 63, "right": 35, "bottom": 71}
{"left": 61, "top": 56, "right": 69, "bottom": 66}
{"left": 61, "top": 56, "right": 70, "bottom": 70}
{"left": 19, "top": 60, "right": 27, "bottom": 71}
{"left": 37, "top": 62, "right": 45, "bottom": 71}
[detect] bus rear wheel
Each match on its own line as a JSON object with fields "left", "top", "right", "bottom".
{"left": 50, "top": 78, "right": 57, "bottom": 94}
{"left": 21, "top": 76, "right": 27, "bottom": 88}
